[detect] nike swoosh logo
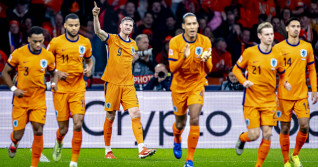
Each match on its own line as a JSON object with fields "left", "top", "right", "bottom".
{"left": 23, "top": 61, "right": 29, "bottom": 63}
{"left": 283, "top": 53, "right": 288, "bottom": 55}
{"left": 62, "top": 49, "right": 66, "bottom": 51}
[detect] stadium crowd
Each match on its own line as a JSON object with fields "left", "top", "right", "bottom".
{"left": 1, "top": 0, "right": 318, "bottom": 90}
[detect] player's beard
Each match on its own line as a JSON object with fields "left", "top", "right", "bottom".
{"left": 67, "top": 30, "right": 78, "bottom": 38}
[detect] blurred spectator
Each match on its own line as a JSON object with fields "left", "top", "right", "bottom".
{"left": 53, "top": 13, "right": 65, "bottom": 37}
{"left": 163, "top": 16, "right": 177, "bottom": 37}
{"left": 133, "top": 34, "right": 157, "bottom": 90}
{"left": 118, "top": 1, "right": 141, "bottom": 25}
{"left": 220, "top": 67, "right": 243, "bottom": 91}
{"left": 11, "top": 2, "right": 30, "bottom": 23}
{"left": 198, "top": 16, "right": 207, "bottom": 33}
{"left": 134, "top": 12, "right": 154, "bottom": 38}
{"left": 213, "top": 12, "right": 235, "bottom": 38}
{"left": 207, "top": 11, "right": 222, "bottom": 31}
{"left": 203, "top": 26, "right": 214, "bottom": 42}
{"left": 0, "top": 50, "right": 8, "bottom": 72}
{"left": 300, "top": 12, "right": 318, "bottom": 43}
{"left": 144, "top": 63, "right": 171, "bottom": 91}
{"left": 156, "top": 36, "right": 171, "bottom": 70}
{"left": 277, "top": 0, "right": 305, "bottom": 16}
{"left": 271, "top": 16, "right": 287, "bottom": 42}
{"left": 309, "top": 2, "right": 318, "bottom": 34}
{"left": 201, "top": 0, "right": 231, "bottom": 12}
{"left": 175, "top": 28, "right": 183, "bottom": 35}
{"left": 281, "top": 8, "right": 292, "bottom": 26}
{"left": 210, "top": 38, "right": 232, "bottom": 78}
{"left": 21, "top": 16, "right": 33, "bottom": 43}
{"left": 42, "top": 24, "right": 52, "bottom": 48}
{"left": 175, "top": 0, "right": 200, "bottom": 27}
{"left": 8, "top": 20, "right": 22, "bottom": 53}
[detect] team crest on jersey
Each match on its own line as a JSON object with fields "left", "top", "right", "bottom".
{"left": 132, "top": 47, "right": 135, "bottom": 54}
{"left": 173, "top": 106, "right": 177, "bottom": 113}
{"left": 106, "top": 103, "right": 111, "bottom": 108}
{"left": 245, "top": 119, "right": 250, "bottom": 126}
{"left": 13, "top": 120, "right": 18, "bottom": 127}
{"left": 195, "top": 47, "right": 203, "bottom": 56}
{"left": 300, "top": 49, "right": 307, "bottom": 58}
{"left": 79, "top": 46, "right": 86, "bottom": 54}
{"left": 270, "top": 58, "right": 277, "bottom": 68}
{"left": 40, "top": 59, "right": 48, "bottom": 68}
{"left": 276, "top": 111, "right": 281, "bottom": 118}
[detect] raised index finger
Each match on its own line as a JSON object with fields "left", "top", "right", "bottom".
{"left": 94, "top": 1, "right": 97, "bottom": 7}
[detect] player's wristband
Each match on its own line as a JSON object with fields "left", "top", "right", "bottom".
{"left": 51, "top": 82, "right": 56, "bottom": 86}
{"left": 55, "top": 69, "right": 58, "bottom": 72}
{"left": 10, "top": 86, "right": 17, "bottom": 92}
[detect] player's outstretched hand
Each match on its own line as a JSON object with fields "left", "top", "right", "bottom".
{"left": 284, "top": 81, "right": 291, "bottom": 91}
{"left": 312, "top": 92, "right": 317, "bottom": 104}
{"left": 92, "top": 1, "right": 100, "bottom": 16}
{"left": 84, "top": 68, "right": 92, "bottom": 77}
{"left": 14, "top": 89, "right": 26, "bottom": 98}
{"left": 184, "top": 43, "right": 190, "bottom": 59}
{"left": 243, "top": 80, "right": 253, "bottom": 88}
{"left": 200, "top": 48, "right": 212, "bottom": 62}
{"left": 58, "top": 71, "right": 69, "bottom": 80}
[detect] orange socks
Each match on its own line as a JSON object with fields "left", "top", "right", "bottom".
{"left": 240, "top": 132, "right": 251, "bottom": 142}
{"left": 280, "top": 134, "right": 290, "bottom": 163}
{"left": 11, "top": 132, "right": 18, "bottom": 145}
{"left": 186, "top": 125, "right": 200, "bottom": 161}
{"left": 56, "top": 129, "right": 65, "bottom": 144}
{"left": 31, "top": 135, "right": 43, "bottom": 167}
{"left": 256, "top": 139, "right": 271, "bottom": 167}
{"left": 71, "top": 130, "right": 82, "bottom": 162}
{"left": 104, "top": 118, "right": 113, "bottom": 146}
{"left": 173, "top": 122, "right": 184, "bottom": 143}
{"left": 293, "top": 131, "right": 308, "bottom": 156}
{"left": 132, "top": 117, "right": 144, "bottom": 144}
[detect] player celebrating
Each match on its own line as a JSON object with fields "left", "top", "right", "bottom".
{"left": 92, "top": 2, "right": 156, "bottom": 159}
{"left": 2, "top": 26, "right": 57, "bottom": 167}
{"left": 233, "top": 22, "right": 291, "bottom": 167}
{"left": 48, "top": 13, "right": 93, "bottom": 167}
{"left": 274, "top": 17, "right": 317, "bottom": 167}
{"left": 169, "top": 13, "right": 212, "bottom": 167}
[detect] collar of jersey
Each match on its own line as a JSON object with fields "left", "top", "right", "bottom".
{"left": 286, "top": 39, "right": 300, "bottom": 47}
{"left": 65, "top": 33, "right": 79, "bottom": 43}
{"left": 28, "top": 44, "right": 42, "bottom": 55}
{"left": 258, "top": 45, "right": 272, "bottom": 55}
{"left": 118, "top": 34, "right": 131, "bottom": 43}
{"left": 182, "top": 33, "right": 197, "bottom": 43}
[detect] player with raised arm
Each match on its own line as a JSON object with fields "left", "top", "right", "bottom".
{"left": 3, "top": 26, "right": 57, "bottom": 167}
{"left": 233, "top": 22, "right": 291, "bottom": 167}
{"left": 169, "top": 13, "right": 212, "bottom": 167}
{"left": 92, "top": 1, "right": 156, "bottom": 159}
{"left": 274, "top": 17, "right": 317, "bottom": 167}
{"left": 48, "top": 13, "right": 93, "bottom": 167}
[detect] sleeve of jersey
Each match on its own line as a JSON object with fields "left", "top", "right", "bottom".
{"left": 168, "top": 38, "right": 185, "bottom": 73}
{"left": 47, "top": 38, "right": 56, "bottom": 55}
{"left": 47, "top": 52, "right": 56, "bottom": 72}
{"left": 7, "top": 51, "right": 19, "bottom": 69}
{"left": 233, "top": 51, "right": 249, "bottom": 84}
{"left": 84, "top": 39, "right": 92, "bottom": 59}
{"left": 105, "top": 34, "right": 113, "bottom": 45}
{"left": 307, "top": 45, "right": 317, "bottom": 92}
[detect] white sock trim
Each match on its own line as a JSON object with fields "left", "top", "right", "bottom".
{"left": 138, "top": 143, "right": 145, "bottom": 153}
{"left": 105, "top": 146, "right": 112, "bottom": 154}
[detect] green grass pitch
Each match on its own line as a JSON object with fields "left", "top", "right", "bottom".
{"left": 1, "top": 148, "right": 317, "bottom": 167}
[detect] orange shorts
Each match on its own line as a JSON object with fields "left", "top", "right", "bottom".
{"left": 244, "top": 106, "right": 278, "bottom": 129}
{"left": 104, "top": 82, "right": 139, "bottom": 111}
{"left": 172, "top": 87, "right": 204, "bottom": 116}
{"left": 278, "top": 98, "right": 310, "bottom": 122}
{"left": 53, "top": 92, "right": 85, "bottom": 121}
{"left": 12, "top": 105, "right": 47, "bottom": 131}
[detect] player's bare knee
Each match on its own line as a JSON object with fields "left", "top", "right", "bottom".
{"left": 249, "top": 132, "right": 260, "bottom": 141}
{"left": 59, "top": 126, "right": 68, "bottom": 136}
{"left": 128, "top": 108, "right": 141, "bottom": 118}
{"left": 73, "top": 122, "right": 83, "bottom": 131}
{"left": 106, "top": 112, "right": 116, "bottom": 121}
{"left": 33, "top": 128, "right": 43, "bottom": 136}
{"left": 176, "top": 121, "right": 186, "bottom": 130}
{"left": 13, "top": 131, "right": 24, "bottom": 141}
{"left": 299, "top": 124, "right": 309, "bottom": 134}
{"left": 189, "top": 117, "right": 199, "bottom": 126}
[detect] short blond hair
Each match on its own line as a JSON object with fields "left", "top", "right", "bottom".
{"left": 257, "top": 22, "right": 273, "bottom": 34}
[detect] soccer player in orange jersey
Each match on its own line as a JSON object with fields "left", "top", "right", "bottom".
{"left": 92, "top": 2, "right": 156, "bottom": 159}
{"left": 2, "top": 26, "right": 58, "bottom": 167}
{"left": 233, "top": 22, "right": 291, "bottom": 167}
{"left": 48, "top": 13, "right": 94, "bottom": 167}
{"left": 169, "top": 13, "right": 212, "bottom": 167}
{"left": 274, "top": 17, "right": 317, "bottom": 167}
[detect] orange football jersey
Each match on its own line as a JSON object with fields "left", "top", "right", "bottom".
{"left": 233, "top": 45, "right": 285, "bottom": 107}
{"left": 48, "top": 34, "right": 92, "bottom": 93}
{"left": 169, "top": 33, "right": 212, "bottom": 93}
{"left": 8, "top": 44, "right": 55, "bottom": 107}
{"left": 274, "top": 39, "right": 317, "bottom": 100}
{"left": 101, "top": 34, "right": 138, "bottom": 85}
